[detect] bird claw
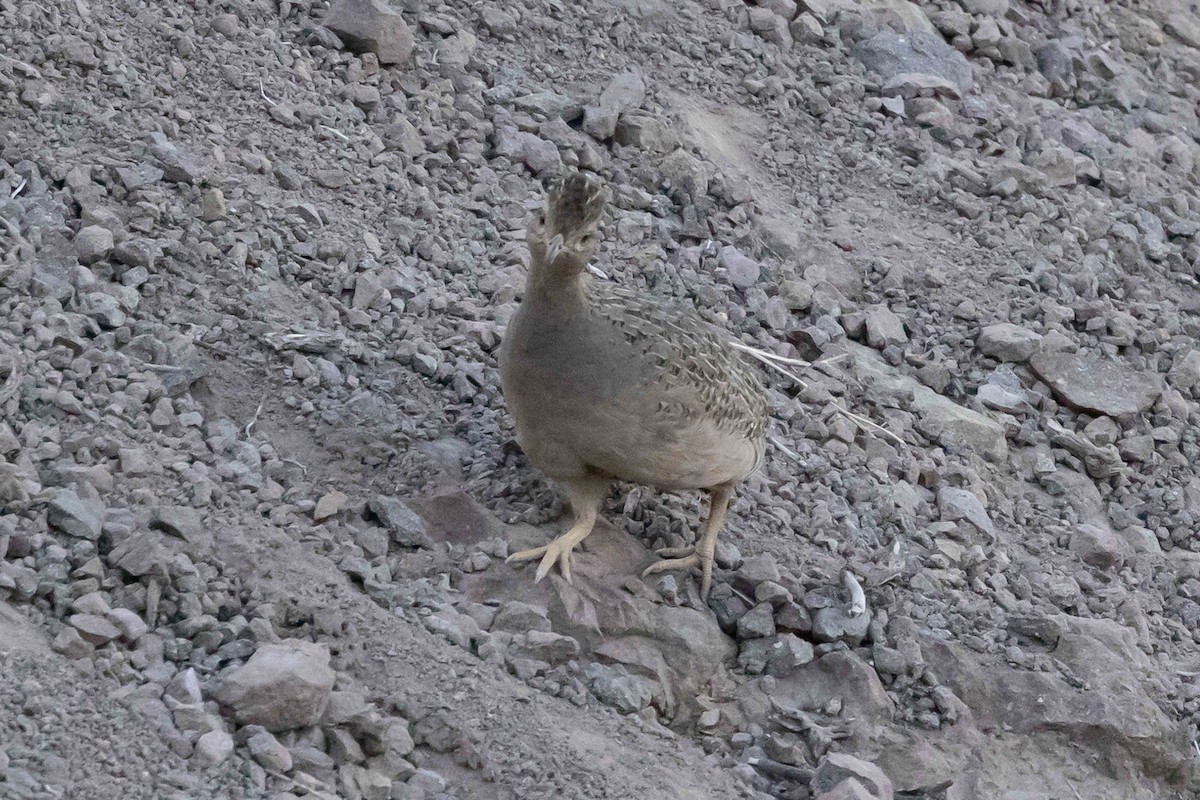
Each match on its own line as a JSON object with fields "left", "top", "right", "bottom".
{"left": 506, "top": 537, "right": 578, "bottom": 584}
{"left": 641, "top": 549, "right": 715, "bottom": 599}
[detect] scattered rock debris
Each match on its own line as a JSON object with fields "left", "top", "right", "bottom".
{"left": 1, "top": 0, "right": 1200, "bottom": 798}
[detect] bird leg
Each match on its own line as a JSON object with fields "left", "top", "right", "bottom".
{"left": 642, "top": 483, "right": 733, "bottom": 599}
{"left": 507, "top": 476, "right": 608, "bottom": 585}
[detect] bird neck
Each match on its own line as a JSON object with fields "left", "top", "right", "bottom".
{"left": 525, "top": 259, "right": 587, "bottom": 317}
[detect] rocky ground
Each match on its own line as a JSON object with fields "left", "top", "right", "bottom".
{"left": 2, "top": 0, "right": 1200, "bottom": 797}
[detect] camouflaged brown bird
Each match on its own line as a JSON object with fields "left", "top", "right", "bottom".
{"left": 498, "top": 170, "right": 768, "bottom": 598}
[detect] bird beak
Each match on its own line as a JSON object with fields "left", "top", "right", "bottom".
{"left": 586, "top": 263, "right": 609, "bottom": 280}
{"left": 544, "top": 233, "right": 565, "bottom": 265}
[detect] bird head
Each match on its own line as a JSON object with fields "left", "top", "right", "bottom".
{"left": 531, "top": 170, "right": 610, "bottom": 279}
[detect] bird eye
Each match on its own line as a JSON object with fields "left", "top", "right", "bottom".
{"left": 581, "top": 234, "right": 593, "bottom": 245}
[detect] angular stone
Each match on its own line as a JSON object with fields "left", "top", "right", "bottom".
{"left": 737, "top": 602, "right": 777, "bottom": 640}
{"left": 51, "top": 627, "right": 94, "bottom": 659}
{"left": 1168, "top": 350, "right": 1200, "bottom": 392}
{"left": 813, "top": 753, "right": 894, "bottom": 800}
{"left": 193, "top": 730, "right": 234, "bottom": 765}
{"left": 314, "top": 490, "right": 348, "bottom": 521}
{"left": 365, "top": 496, "right": 428, "bottom": 549}
{"left": 47, "top": 490, "right": 102, "bottom": 540}
{"left": 584, "top": 662, "right": 652, "bottom": 713}
{"left": 108, "top": 531, "right": 172, "bottom": 580}
{"left": 815, "top": 779, "right": 876, "bottom": 800}
{"left": 775, "top": 651, "right": 895, "bottom": 730}
{"left": 215, "top": 641, "right": 336, "bottom": 731}
{"left": 719, "top": 246, "right": 761, "bottom": 289}
{"left": 813, "top": 606, "right": 871, "bottom": 646}
{"left": 865, "top": 305, "right": 908, "bottom": 349}
{"left": 248, "top": 730, "right": 293, "bottom": 772}
{"left": 74, "top": 225, "right": 113, "bottom": 265}
{"left": 978, "top": 323, "right": 1041, "bottom": 363}
{"left": 582, "top": 71, "right": 646, "bottom": 140}
{"left": 882, "top": 71, "right": 962, "bottom": 99}
{"left": 149, "top": 505, "right": 203, "bottom": 542}
{"left": 323, "top": 0, "right": 414, "bottom": 65}
{"left": 70, "top": 613, "right": 121, "bottom": 645}
{"left": 106, "top": 608, "right": 149, "bottom": 641}
{"left": 853, "top": 31, "right": 972, "bottom": 94}
{"left": 490, "top": 600, "right": 551, "bottom": 633}
{"left": 937, "top": 487, "right": 995, "bottom": 537}
{"left": 508, "top": 630, "right": 580, "bottom": 665}
{"left": 1068, "top": 523, "right": 1130, "bottom": 570}
{"left": 1030, "top": 351, "right": 1163, "bottom": 420}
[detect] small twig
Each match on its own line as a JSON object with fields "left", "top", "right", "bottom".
{"left": 320, "top": 125, "right": 351, "bottom": 141}
{"left": 258, "top": 79, "right": 277, "bottom": 107}
{"left": 767, "top": 433, "right": 798, "bottom": 460}
{"left": 245, "top": 397, "right": 266, "bottom": 437}
{"left": 10, "top": 178, "right": 27, "bottom": 199}
{"left": 738, "top": 344, "right": 907, "bottom": 447}
{"left": 843, "top": 571, "right": 866, "bottom": 616}
{"left": 730, "top": 341, "right": 847, "bottom": 370}
{"left": 280, "top": 457, "right": 308, "bottom": 476}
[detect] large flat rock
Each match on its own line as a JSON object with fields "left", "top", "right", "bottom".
{"left": 1030, "top": 351, "right": 1162, "bottom": 419}
{"left": 462, "top": 518, "right": 735, "bottom": 718}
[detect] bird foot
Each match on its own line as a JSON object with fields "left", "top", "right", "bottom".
{"left": 642, "top": 547, "right": 715, "bottom": 599}
{"left": 506, "top": 534, "right": 581, "bottom": 584}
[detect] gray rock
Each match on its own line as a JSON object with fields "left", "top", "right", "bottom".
{"left": 47, "top": 489, "right": 101, "bottom": 540}
{"left": 514, "top": 91, "right": 583, "bottom": 120}
{"left": 812, "top": 605, "right": 871, "bottom": 646}
{"left": 490, "top": 600, "right": 551, "bottom": 633}
{"left": 864, "top": 304, "right": 908, "bottom": 349}
{"left": 977, "top": 383, "right": 1028, "bottom": 413}
{"left": 719, "top": 246, "right": 761, "bottom": 289}
{"left": 736, "top": 554, "right": 781, "bottom": 586}
{"left": 74, "top": 225, "right": 113, "bottom": 265}
{"left": 508, "top": 630, "right": 580, "bottom": 665}
{"left": 215, "top": 641, "right": 336, "bottom": 731}
{"left": 775, "top": 601, "right": 813, "bottom": 634}
{"left": 193, "top": 730, "right": 234, "bottom": 765}
{"left": 108, "top": 531, "right": 172, "bottom": 580}
{"left": 583, "top": 72, "right": 646, "bottom": 140}
{"left": 247, "top": 730, "right": 293, "bottom": 772}
{"left": 853, "top": 31, "right": 972, "bottom": 94}
{"left": 740, "top": 633, "right": 815, "bottom": 677}
{"left": 1030, "top": 351, "right": 1163, "bottom": 420}
{"left": 199, "top": 188, "right": 226, "bottom": 221}
{"left": 1167, "top": 350, "right": 1200, "bottom": 392}
{"left": 737, "top": 602, "right": 777, "bottom": 640}
{"left": 165, "top": 667, "right": 204, "bottom": 706}
{"left": 978, "top": 323, "right": 1041, "bottom": 363}
{"left": 882, "top": 71, "right": 962, "bottom": 99}
{"left": 584, "top": 662, "right": 652, "bottom": 713}
{"left": 323, "top": 0, "right": 414, "bottom": 65}
{"left": 150, "top": 506, "right": 203, "bottom": 543}
{"left": 51, "top": 626, "right": 94, "bottom": 659}
{"left": 748, "top": 6, "right": 793, "bottom": 48}
{"left": 1068, "top": 523, "right": 1130, "bottom": 570}
{"left": 813, "top": 753, "right": 894, "bottom": 800}
{"left": 937, "top": 487, "right": 995, "bottom": 537}
{"left": 106, "top": 608, "right": 149, "bottom": 641}
{"left": 368, "top": 496, "right": 430, "bottom": 547}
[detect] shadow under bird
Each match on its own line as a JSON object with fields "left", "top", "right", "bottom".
{"left": 498, "top": 170, "right": 769, "bottom": 599}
